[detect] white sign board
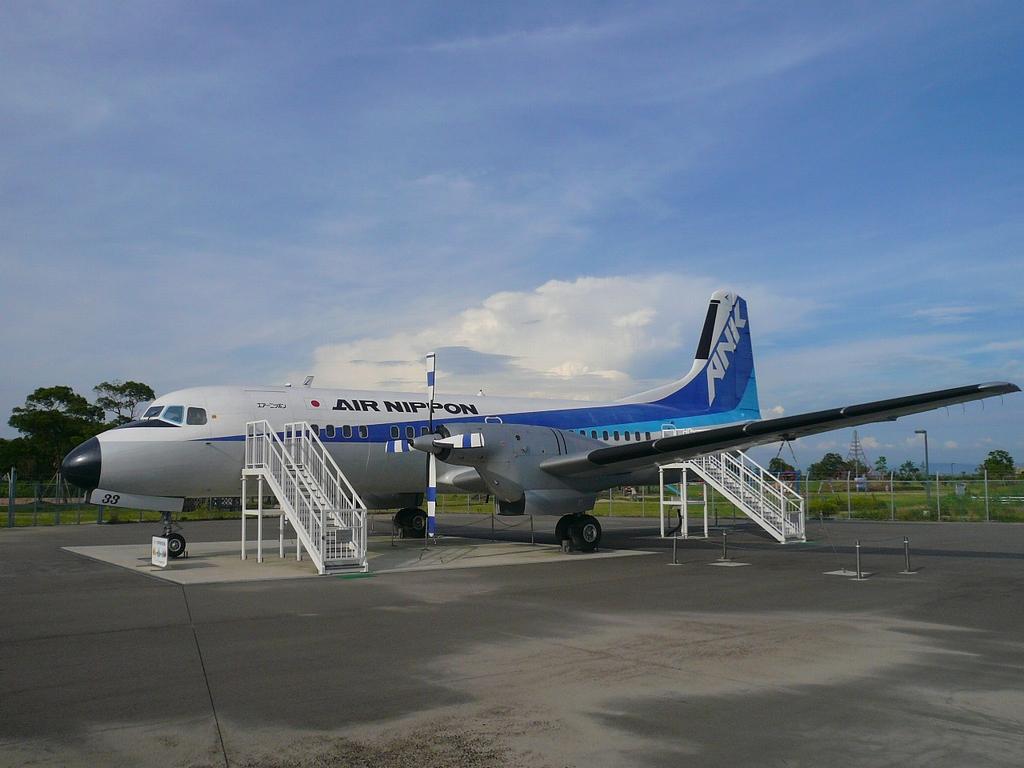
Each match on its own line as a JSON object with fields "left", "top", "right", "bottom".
{"left": 90, "top": 489, "right": 184, "bottom": 513}
{"left": 151, "top": 537, "right": 168, "bottom": 568}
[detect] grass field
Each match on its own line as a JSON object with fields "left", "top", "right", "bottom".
{"left": 3, "top": 481, "right": 1023, "bottom": 528}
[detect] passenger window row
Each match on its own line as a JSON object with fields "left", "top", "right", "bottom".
{"left": 390, "top": 425, "right": 433, "bottom": 440}
{"left": 308, "top": 423, "right": 653, "bottom": 443}
{"left": 310, "top": 424, "right": 369, "bottom": 439}
{"left": 578, "top": 429, "right": 650, "bottom": 442}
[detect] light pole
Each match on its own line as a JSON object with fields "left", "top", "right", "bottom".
{"left": 914, "top": 429, "right": 930, "bottom": 509}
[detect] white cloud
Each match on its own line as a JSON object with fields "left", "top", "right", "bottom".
{"left": 911, "top": 305, "right": 979, "bottom": 324}
{"left": 860, "top": 436, "right": 881, "bottom": 449}
{"left": 301, "top": 273, "right": 804, "bottom": 400}
{"left": 767, "top": 405, "right": 785, "bottom": 416}
{"left": 981, "top": 340, "right": 1024, "bottom": 352}
{"left": 944, "top": 440, "right": 959, "bottom": 450}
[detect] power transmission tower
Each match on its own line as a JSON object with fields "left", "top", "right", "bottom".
{"left": 846, "top": 429, "right": 870, "bottom": 477}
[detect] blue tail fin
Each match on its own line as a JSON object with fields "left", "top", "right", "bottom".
{"left": 623, "top": 290, "right": 760, "bottom": 420}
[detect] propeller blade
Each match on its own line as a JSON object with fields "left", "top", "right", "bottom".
{"left": 427, "top": 452, "right": 437, "bottom": 537}
{"left": 425, "top": 352, "right": 438, "bottom": 538}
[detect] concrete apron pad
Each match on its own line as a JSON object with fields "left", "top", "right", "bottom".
{"left": 63, "top": 536, "right": 654, "bottom": 585}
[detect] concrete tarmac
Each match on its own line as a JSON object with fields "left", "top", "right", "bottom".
{"left": 2, "top": 514, "right": 1024, "bottom": 767}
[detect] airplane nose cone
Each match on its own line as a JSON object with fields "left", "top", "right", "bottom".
{"left": 62, "top": 437, "right": 101, "bottom": 490}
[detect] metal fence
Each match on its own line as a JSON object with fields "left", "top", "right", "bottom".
{"left": 802, "top": 472, "right": 1024, "bottom": 522}
{"left": 4, "top": 474, "right": 1024, "bottom": 528}
{"left": 1, "top": 475, "right": 243, "bottom": 528}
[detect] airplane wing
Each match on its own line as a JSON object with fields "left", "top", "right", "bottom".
{"left": 539, "top": 381, "right": 1020, "bottom": 477}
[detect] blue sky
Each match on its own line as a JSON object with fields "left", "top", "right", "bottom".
{"left": 2, "top": 1, "right": 1022, "bottom": 470}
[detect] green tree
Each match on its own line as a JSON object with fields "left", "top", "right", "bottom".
{"left": 979, "top": 450, "right": 1015, "bottom": 479}
{"left": 897, "top": 460, "right": 921, "bottom": 480}
{"left": 768, "top": 457, "right": 794, "bottom": 475}
{"left": 8, "top": 386, "right": 105, "bottom": 474}
{"left": 94, "top": 380, "right": 156, "bottom": 425}
{"left": 0, "top": 436, "right": 36, "bottom": 477}
{"left": 874, "top": 455, "right": 889, "bottom": 475}
{"left": 807, "top": 452, "right": 850, "bottom": 479}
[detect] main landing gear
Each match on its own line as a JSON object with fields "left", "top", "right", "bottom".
{"left": 393, "top": 507, "right": 427, "bottom": 538}
{"left": 160, "top": 511, "right": 187, "bottom": 559}
{"left": 555, "top": 513, "right": 602, "bottom": 553}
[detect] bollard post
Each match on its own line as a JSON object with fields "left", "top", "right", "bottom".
{"left": 491, "top": 512, "right": 495, "bottom": 542}
{"left": 33, "top": 481, "right": 40, "bottom": 526}
{"left": 900, "top": 536, "right": 915, "bottom": 574}
{"left": 721, "top": 530, "right": 729, "bottom": 561}
{"left": 855, "top": 539, "right": 863, "bottom": 580}
{"left": 7, "top": 467, "right": 15, "bottom": 528}
{"left": 667, "top": 532, "right": 683, "bottom": 566}
{"left": 97, "top": 504, "right": 104, "bottom": 525}
{"left": 530, "top": 514, "right": 535, "bottom": 546}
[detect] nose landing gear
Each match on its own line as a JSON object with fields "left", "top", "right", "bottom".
{"left": 160, "top": 511, "right": 187, "bottom": 559}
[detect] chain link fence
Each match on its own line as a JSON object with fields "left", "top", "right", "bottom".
{"left": 4, "top": 473, "right": 1023, "bottom": 528}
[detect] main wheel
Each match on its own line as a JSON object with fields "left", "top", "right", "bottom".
{"left": 166, "top": 532, "right": 186, "bottom": 559}
{"left": 555, "top": 514, "right": 574, "bottom": 543}
{"left": 394, "top": 507, "right": 427, "bottom": 538}
{"left": 408, "top": 509, "right": 427, "bottom": 538}
{"left": 569, "top": 515, "right": 602, "bottom": 553}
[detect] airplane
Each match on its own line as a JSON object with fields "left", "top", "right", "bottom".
{"left": 62, "top": 290, "right": 1019, "bottom": 558}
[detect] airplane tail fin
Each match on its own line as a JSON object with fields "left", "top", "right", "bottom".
{"left": 621, "top": 290, "right": 760, "bottom": 419}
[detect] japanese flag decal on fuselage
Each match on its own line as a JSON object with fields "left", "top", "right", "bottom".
{"left": 706, "top": 300, "right": 748, "bottom": 405}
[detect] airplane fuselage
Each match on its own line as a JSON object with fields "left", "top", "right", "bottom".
{"left": 94, "top": 381, "right": 755, "bottom": 506}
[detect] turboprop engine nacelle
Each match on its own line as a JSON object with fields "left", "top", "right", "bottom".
{"left": 412, "top": 422, "right": 599, "bottom": 516}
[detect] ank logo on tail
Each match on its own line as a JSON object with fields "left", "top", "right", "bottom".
{"left": 706, "top": 300, "right": 748, "bottom": 405}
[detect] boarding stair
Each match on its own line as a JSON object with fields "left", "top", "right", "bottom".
{"left": 658, "top": 428, "right": 805, "bottom": 543}
{"left": 242, "top": 420, "right": 368, "bottom": 573}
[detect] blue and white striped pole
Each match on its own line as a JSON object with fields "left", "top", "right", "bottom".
{"left": 426, "top": 353, "right": 437, "bottom": 538}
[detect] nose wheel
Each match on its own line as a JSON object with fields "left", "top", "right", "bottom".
{"left": 160, "top": 511, "right": 187, "bottom": 559}
{"left": 166, "top": 532, "right": 186, "bottom": 559}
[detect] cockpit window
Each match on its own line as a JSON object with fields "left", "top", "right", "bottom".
{"left": 186, "top": 407, "right": 207, "bottom": 425}
{"left": 162, "top": 405, "right": 184, "bottom": 424}
{"left": 143, "top": 406, "right": 162, "bottom": 419}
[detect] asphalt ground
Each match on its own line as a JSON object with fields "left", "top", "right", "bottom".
{"left": 2, "top": 514, "right": 1023, "bottom": 767}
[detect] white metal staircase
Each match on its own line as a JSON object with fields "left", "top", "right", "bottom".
{"left": 242, "top": 420, "right": 368, "bottom": 573}
{"left": 658, "top": 427, "right": 805, "bottom": 543}
{"left": 684, "top": 450, "right": 805, "bottom": 542}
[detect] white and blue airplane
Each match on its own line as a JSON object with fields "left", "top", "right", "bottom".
{"left": 62, "top": 290, "right": 1019, "bottom": 555}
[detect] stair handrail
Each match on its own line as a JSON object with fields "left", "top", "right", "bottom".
{"left": 283, "top": 422, "right": 367, "bottom": 513}
{"left": 686, "top": 449, "right": 804, "bottom": 541}
{"left": 245, "top": 420, "right": 327, "bottom": 569}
